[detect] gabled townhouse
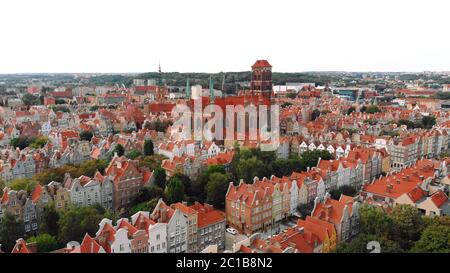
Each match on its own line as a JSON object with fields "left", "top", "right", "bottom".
{"left": 31, "top": 184, "right": 52, "bottom": 219}
{"left": 171, "top": 202, "right": 198, "bottom": 253}
{"left": 116, "top": 218, "right": 149, "bottom": 253}
{"left": 347, "top": 147, "right": 383, "bottom": 184}
{"left": 201, "top": 141, "right": 221, "bottom": 159}
{"left": 22, "top": 197, "right": 39, "bottom": 237}
{"left": 297, "top": 216, "right": 337, "bottom": 253}
{"left": 104, "top": 155, "right": 145, "bottom": 213}
{"left": 10, "top": 153, "right": 36, "bottom": 179}
{"left": 47, "top": 181, "right": 71, "bottom": 210}
{"left": 95, "top": 218, "right": 131, "bottom": 253}
{"left": 161, "top": 154, "right": 202, "bottom": 181}
{"left": 11, "top": 238, "right": 37, "bottom": 253}
{"left": 253, "top": 178, "right": 290, "bottom": 224}
{"left": 387, "top": 136, "right": 418, "bottom": 170}
{"left": 225, "top": 181, "right": 272, "bottom": 235}
{"left": 311, "top": 193, "right": 360, "bottom": 242}
{"left": 270, "top": 175, "right": 300, "bottom": 216}
{"left": 189, "top": 202, "right": 226, "bottom": 252}
{"left": 131, "top": 211, "right": 167, "bottom": 253}
{"left": 79, "top": 234, "right": 106, "bottom": 253}
{"left": 151, "top": 199, "right": 188, "bottom": 253}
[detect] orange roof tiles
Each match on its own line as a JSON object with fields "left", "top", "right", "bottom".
{"left": 252, "top": 60, "right": 272, "bottom": 68}
{"left": 362, "top": 159, "right": 435, "bottom": 199}
{"left": 80, "top": 234, "right": 103, "bottom": 253}
{"left": 430, "top": 190, "right": 449, "bottom": 208}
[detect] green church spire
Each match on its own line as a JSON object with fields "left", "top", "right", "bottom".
{"left": 186, "top": 77, "right": 191, "bottom": 99}
{"left": 209, "top": 75, "right": 214, "bottom": 103}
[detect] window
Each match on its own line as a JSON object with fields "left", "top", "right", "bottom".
{"left": 157, "top": 234, "right": 160, "bottom": 240}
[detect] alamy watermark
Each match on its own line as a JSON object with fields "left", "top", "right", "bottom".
{"left": 170, "top": 98, "right": 280, "bottom": 151}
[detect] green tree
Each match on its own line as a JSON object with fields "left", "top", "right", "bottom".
{"left": 286, "top": 93, "right": 297, "bottom": 99}
{"left": 411, "top": 221, "right": 450, "bottom": 253}
{"left": 9, "top": 178, "right": 37, "bottom": 194}
{"left": 126, "top": 149, "right": 142, "bottom": 160}
{"left": 139, "top": 154, "right": 166, "bottom": 170}
{"left": 172, "top": 173, "right": 192, "bottom": 196}
{"left": 336, "top": 233, "right": 402, "bottom": 253}
{"left": 10, "top": 136, "right": 35, "bottom": 150}
{"left": 194, "top": 164, "right": 226, "bottom": 201}
{"left": 421, "top": 115, "right": 436, "bottom": 129}
{"left": 206, "top": 172, "right": 231, "bottom": 208}
{"left": 22, "top": 93, "right": 41, "bottom": 106}
{"left": 113, "top": 144, "right": 125, "bottom": 157}
{"left": 236, "top": 156, "right": 266, "bottom": 183}
{"left": 132, "top": 185, "right": 165, "bottom": 206}
{"left": 153, "top": 167, "right": 167, "bottom": 189}
{"left": 165, "top": 176, "right": 185, "bottom": 204}
{"left": 358, "top": 205, "right": 392, "bottom": 237}
{"left": 389, "top": 205, "right": 425, "bottom": 250}
{"left": 329, "top": 185, "right": 357, "bottom": 200}
{"left": 58, "top": 205, "right": 110, "bottom": 244}
{"left": 130, "top": 198, "right": 160, "bottom": 215}
{"left": 77, "top": 159, "right": 109, "bottom": 177}
{"left": 39, "top": 203, "right": 60, "bottom": 237}
{"left": 27, "top": 233, "right": 59, "bottom": 253}
{"left": 0, "top": 178, "right": 5, "bottom": 196}
{"left": 29, "top": 136, "right": 49, "bottom": 149}
{"left": 311, "top": 109, "right": 321, "bottom": 120}
{"left": 363, "top": 105, "right": 381, "bottom": 114}
{"left": 0, "top": 212, "right": 25, "bottom": 252}
{"left": 300, "top": 150, "right": 332, "bottom": 170}
{"left": 79, "top": 131, "right": 94, "bottom": 141}
{"left": 144, "top": 139, "right": 154, "bottom": 156}
{"left": 346, "top": 107, "right": 356, "bottom": 115}
{"left": 397, "top": 119, "right": 416, "bottom": 129}
{"left": 281, "top": 102, "right": 293, "bottom": 108}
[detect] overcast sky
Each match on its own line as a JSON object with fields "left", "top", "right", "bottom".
{"left": 0, "top": 0, "right": 449, "bottom": 73}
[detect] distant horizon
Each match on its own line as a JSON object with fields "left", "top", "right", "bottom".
{"left": 1, "top": 69, "right": 450, "bottom": 76}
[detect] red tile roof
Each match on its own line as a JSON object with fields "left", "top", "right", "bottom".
{"left": 252, "top": 60, "right": 272, "bottom": 68}
{"left": 80, "top": 234, "right": 103, "bottom": 253}
{"left": 430, "top": 190, "right": 448, "bottom": 208}
{"left": 189, "top": 203, "right": 225, "bottom": 228}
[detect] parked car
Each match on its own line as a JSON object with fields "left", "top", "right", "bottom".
{"left": 226, "top": 227, "right": 237, "bottom": 235}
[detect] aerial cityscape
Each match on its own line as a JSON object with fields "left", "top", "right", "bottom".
{"left": 1, "top": 60, "right": 450, "bottom": 254}
{"left": 0, "top": 0, "right": 449, "bottom": 262}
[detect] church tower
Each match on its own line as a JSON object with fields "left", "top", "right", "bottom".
{"left": 250, "top": 60, "right": 272, "bottom": 97}
{"left": 156, "top": 63, "right": 168, "bottom": 102}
